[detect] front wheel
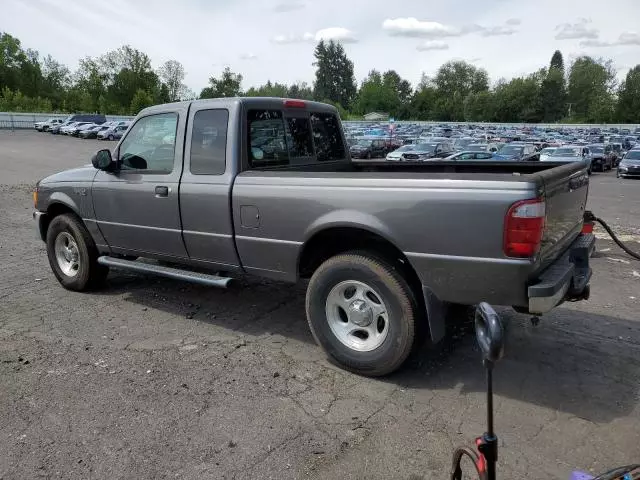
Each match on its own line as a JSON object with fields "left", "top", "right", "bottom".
{"left": 46, "top": 214, "right": 108, "bottom": 291}
{"left": 306, "top": 252, "right": 418, "bottom": 376}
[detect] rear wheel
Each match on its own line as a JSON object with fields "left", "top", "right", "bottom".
{"left": 306, "top": 251, "right": 418, "bottom": 376}
{"left": 46, "top": 214, "right": 108, "bottom": 291}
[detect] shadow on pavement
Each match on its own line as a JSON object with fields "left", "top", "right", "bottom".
{"left": 96, "top": 272, "right": 639, "bottom": 424}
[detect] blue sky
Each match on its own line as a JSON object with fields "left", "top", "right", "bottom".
{"left": 4, "top": 0, "right": 640, "bottom": 92}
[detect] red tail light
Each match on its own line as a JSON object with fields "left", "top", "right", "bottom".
{"left": 581, "top": 222, "right": 594, "bottom": 234}
{"left": 283, "top": 99, "right": 306, "bottom": 108}
{"left": 504, "top": 198, "right": 546, "bottom": 258}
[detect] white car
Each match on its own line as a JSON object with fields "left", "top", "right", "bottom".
{"left": 539, "top": 147, "right": 558, "bottom": 161}
{"left": 35, "top": 118, "right": 63, "bottom": 132}
{"left": 386, "top": 145, "right": 416, "bottom": 161}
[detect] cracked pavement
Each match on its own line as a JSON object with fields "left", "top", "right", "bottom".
{"left": 0, "top": 131, "right": 639, "bottom": 479}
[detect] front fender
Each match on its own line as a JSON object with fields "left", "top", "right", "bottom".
{"left": 46, "top": 191, "right": 81, "bottom": 215}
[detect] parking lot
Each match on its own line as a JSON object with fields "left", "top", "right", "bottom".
{"left": 1, "top": 130, "right": 639, "bottom": 479}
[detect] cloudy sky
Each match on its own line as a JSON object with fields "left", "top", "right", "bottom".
{"left": 4, "top": 0, "right": 640, "bottom": 92}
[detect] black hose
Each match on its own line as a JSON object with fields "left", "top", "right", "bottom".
{"left": 584, "top": 211, "right": 640, "bottom": 261}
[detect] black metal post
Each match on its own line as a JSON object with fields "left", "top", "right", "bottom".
{"left": 478, "top": 359, "right": 498, "bottom": 480}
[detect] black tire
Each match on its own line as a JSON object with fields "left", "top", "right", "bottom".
{"left": 305, "top": 251, "right": 418, "bottom": 376}
{"left": 46, "top": 213, "right": 108, "bottom": 291}
{"left": 108, "top": 134, "right": 114, "bottom": 141}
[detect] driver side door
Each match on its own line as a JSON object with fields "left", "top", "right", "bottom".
{"left": 92, "top": 106, "right": 189, "bottom": 259}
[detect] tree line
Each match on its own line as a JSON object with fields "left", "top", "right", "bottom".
{"left": 1, "top": 31, "right": 639, "bottom": 123}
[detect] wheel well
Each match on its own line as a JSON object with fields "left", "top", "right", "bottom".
{"left": 42, "top": 203, "right": 78, "bottom": 237}
{"left": 298, "top": 227, "right": 423, "bottom": 299}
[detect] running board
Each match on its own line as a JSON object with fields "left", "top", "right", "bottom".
{"left": 97, "top": 256, "right": 232, "bottom": 288}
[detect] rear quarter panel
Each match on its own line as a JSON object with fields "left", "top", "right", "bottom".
{"left": 232, "top": 171, "right": 540, "bottom": 306}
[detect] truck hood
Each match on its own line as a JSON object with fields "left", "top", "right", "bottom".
{"left": 39, "top": 164, "right": 97, "bottom": 184}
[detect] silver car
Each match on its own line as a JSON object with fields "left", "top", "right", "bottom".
{"left": 617, "top": 149, "right": 640, "bottom": 178}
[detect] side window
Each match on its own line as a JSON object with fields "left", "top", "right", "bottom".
{"left": 190, "top": 109, "right": 228, "bottom": 175}
{"left": 285, "top": 116, "right": 314, "bottom": 158}
{"left": 460, "top": 153, "right": 473, "bottom": 160}
{"left": 248, "top": 110, "right": 288, "bottom": 168}
{"left": 310, "top": 112, "right": 345, "bottom": 161}
{"left": 477, "top": 153, "right": 493, "bottom": 159}
{"left": 118, "top": 112, "right": 178, "bottom": 173}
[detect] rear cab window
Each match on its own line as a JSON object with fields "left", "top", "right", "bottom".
{"left": 247, "top": 104, "right": 346, "bottom": 168}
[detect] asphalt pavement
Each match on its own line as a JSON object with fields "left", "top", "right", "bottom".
{"left": 0, "top": 131, "right": 639, "bottom": 479}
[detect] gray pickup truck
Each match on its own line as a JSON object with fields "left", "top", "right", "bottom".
{"left": 33, "top": 98, "right": 594, "bottom": 376}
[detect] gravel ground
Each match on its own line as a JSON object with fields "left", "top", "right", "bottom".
{"left": 0, "top": 131, "right": 639, "bottom": 480}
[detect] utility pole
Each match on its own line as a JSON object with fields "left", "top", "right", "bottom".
{"left": 566, "top": 102, "right": 574, "bottom": 119}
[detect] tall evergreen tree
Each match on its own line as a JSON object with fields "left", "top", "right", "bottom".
{"left": 312, "top": 40, "right": 357, "bottom": 109}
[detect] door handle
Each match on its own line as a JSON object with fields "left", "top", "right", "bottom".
{"left": 155, "top": 186, "right": 169, "bottom": 197}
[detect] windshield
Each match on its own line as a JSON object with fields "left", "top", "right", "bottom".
{"left": 624, "top": 150, "right": 640, "bottom": 160}
{"left": 468, "top": 144, "right": 487, "bottom": 151}
{"left": 393, "top": 145, "right": 415, "bottom": 153}
{"left": 455, "top": 138, "right": 474, "bottom": 147}
{"left": 413, "top": 143, "right": 437, "bottom": 152}
{"left": 497, "top": 145, "right": 524, "bottom": 155}
{"left": 356, "top": 139, "right": 372, "bottom": 146}
{"left": 589, "top": 146, "right": 604, "bottom": 154}
{"left": 552, "top": 147, "right": 581, "bottom": 157}
{"left": 540, "top": 148, "right": 556, "bottom": 154}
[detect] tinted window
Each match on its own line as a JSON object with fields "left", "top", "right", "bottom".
{"left": 190, "top": 109, "right": 228, "bottom": 175}
{"left": 285, "top": 116, "right": 314, "bottom": 157}
{"left": 310, "top": 113, "right": 345, "bottom": 161}
{"left": 119, "top": 113, "right": 178, "bottom": 173}
{"left": 248, "top": 110, "right": 288, "bottom": 167}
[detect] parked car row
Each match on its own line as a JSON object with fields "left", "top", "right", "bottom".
{"left": 34, "top": 115, "right": 130, "bottom": 141}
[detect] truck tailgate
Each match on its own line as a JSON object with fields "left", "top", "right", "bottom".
{"left": 536, "top": 161, "right": 590, "bottom": 268}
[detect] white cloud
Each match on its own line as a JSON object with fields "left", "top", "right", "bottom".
{"left": 383, "top": 18, "right": 462, "bottom": 38}
{"left": 239, "top": 53, "right": 258, "bottom": 60}
{"left": 416, "top": 40, "right": 449, "bottom": 51}
{"left": 315, "top": 27, "right": 358, "bottom": 43}
{"left": 383, "top": 17, "right": 519, "bottom": 41}
{"left": 272, "top": 27, "right": 357, "bottom": 44}
{"left": 580, "top": 31, "right": 640, "bottom": 47}
{"left": 272, "top": 1, "right": 305, "bottom": 13}
{"left": 480, "top": 25, "right": 518, "bottom": 37}
{"left": 555, "top": 19, "right": 599, "bottom": 40}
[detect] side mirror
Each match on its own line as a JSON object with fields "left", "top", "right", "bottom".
{"left": 475, "top": 302, "right": 504, "bottom": 363}
{"left": 91, "top": 149, "right": 114, "bottom": 171}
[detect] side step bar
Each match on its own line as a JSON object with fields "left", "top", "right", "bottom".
{"left": 97, "top": 256, "right": 232, "bottom": 288}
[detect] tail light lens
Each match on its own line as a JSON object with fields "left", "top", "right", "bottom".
{"left": 503, "top": 198, "right": 546, "bottom": 258}
{"left": 33, "top": 187, "right": 38, "bottom": 209}
{"left": 581, "top": 222, "right": 594, "bottom": 234}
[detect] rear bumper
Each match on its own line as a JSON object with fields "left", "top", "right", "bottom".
{"left": 527, "top": 233, "right": 595, "bottom": 314}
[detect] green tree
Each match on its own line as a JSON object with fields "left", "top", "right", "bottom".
{"left": 200, "top": 67, "right": 243, "bottom": 98}
{"left": 287, "top": 82, "right": 314, "bottom": 100}
{"left": 567, "top": 56, "right": 616, "bottom": 122}
{"left": 540, "top": 51, "right": 567, "bottom": 122}
{"left": 615, "top": 66, "right": 640, "bottom": 123}
{"left": 432, "top": 61, "right": 489, "bottom": 121}
{"left": 408, "top": 74, "right": 438, "bottom": 120}
{"left": 313, "top": 40, "right": 357, "bottom": 109}
{"left": 130, "top": 89, "right": 154, "bottom": 114}
{"left": 550, "top": 50, "right": 565, "bottom": 74}
{"left": 492, "top": 72, "right": 543, "bottom": 123}
{"left": 157, "top": 60, "right": 186, "bottom": 102}
{"left": 464, "top": 91, "right": 495, "bottom": 122}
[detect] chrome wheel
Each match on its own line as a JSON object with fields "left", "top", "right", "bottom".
{"left": 54, "top": 232, "right": 80, "bottom": 277}
{"left": 325, "top": 280, "right": 389, "bottom": 352}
